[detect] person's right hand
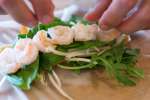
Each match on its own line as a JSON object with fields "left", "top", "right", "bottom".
{"left": 0, "top": 0, "right": 55, "bottom": 27}
{"left": 85, "top": 0, "right": 150, "bottom": 33}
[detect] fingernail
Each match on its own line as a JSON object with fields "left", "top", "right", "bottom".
{"left": 100, "top": 24, "right": 110, "bottom": 30}
{"left": 41, "top": 15, "right": 53, "bottom": 24}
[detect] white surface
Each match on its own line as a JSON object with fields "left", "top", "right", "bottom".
{"left": 0, "top": 74, "right": 28, "bottom": 100}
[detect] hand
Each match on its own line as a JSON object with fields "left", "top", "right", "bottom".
{"left": 0, "top": 7, "right": 5, "bottom": 14}
{"left": 85, "top": 0, "right": 150, "bottom": 33}
{"left": 0, "top": 0, "right": 54, "bottom": 27}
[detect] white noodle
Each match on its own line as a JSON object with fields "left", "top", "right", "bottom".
{"left": 52, "top": 70, "right": 62, "bottom": 87}
{"left": 66, "top": 57, "right": 91, "bottom": 62}
{"left": 66, "top": 51, "right": 89, "bottom": 58}
{"left": 48, "top": 73, "right": 74, "bottom": 100}
{"left": 47, "top": 48, "right": 67, "bottom": 56}
{"left": 47, "top": 48, "right": 93, "bottom": 58}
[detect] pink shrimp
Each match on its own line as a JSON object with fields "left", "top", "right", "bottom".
{"left": 48, "top": 26, "right": 74, "bottom": 45}
{"left": 72, "top": 23, "right": 99, "bottom": 41}
{"left": 32, "top": 30, "right": 56, "bottom": 53}
{"left": 0, "top": 38, "right": 39, "bottom": 74}
{"left": 0, "top": 48, "right": 21, "bottom": 74}
{"left": 14, "top": 38, "right": 39, "bottom": 65}
{"left": 97, "top": 29, "right": 121, "bottom": 41}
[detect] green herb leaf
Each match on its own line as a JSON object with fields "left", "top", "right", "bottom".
{"left": 39, "top": 53, "right": 64, "bottom": 72}
{"left": 7, "top": 57, "right": 39, "bottom": 90}
{"left": 68, "top": 15, "right": 94, "bottom": 25}
{"left": 92, "top": 42, "right": 143, "bottom": 86}
{"left": 57, "top": 40, "right": 115, "bottom": 52}
{"left": 121, "top": 48, "right": 140, "bottom": 64}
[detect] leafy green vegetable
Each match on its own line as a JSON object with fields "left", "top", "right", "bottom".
{"left": 39, "top": 53, "right": 64, "bottom": 72}
{"left": 18, "top": 30, "right": 35, "bottom": 39}
{"left": 92, "top": 42, "right": 143, "bottom": 86}
{"left": 7, "top": 57, "right": 39, "bottom": 90}
{"left": 58, "top": 62, "right": 96, "bottom": 70}
{"left": 56, "top": 40, "right": 115, "bottom": 52}
{"left": 57, "top": 41, "right": 143, "bottom": 86}
{"left": 121, "top": 48, "right": 140, "bottom": 64}
{"left": 68, "top": 15, "right": 94, "bottom": 25}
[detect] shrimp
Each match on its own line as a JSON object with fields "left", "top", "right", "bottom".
{"left": 0, "top": 48, "right": 21, "bottom": 74}
{"left": 0, "top": 38, "right": 39, "bottom": 74}
{"left": 48, "top": 26, "right": 74, "bottom": 45}
{"left": 33, "top": 30, "right": 56, "bottom": 53}
{"left": 14, "top": 38, "right": 39, "bottom": 65}
{"left": 72, "top": 23, "right": 99, "bottom": 41}
{"left": 97, "top": 29, "right": 121, "bottom": 41}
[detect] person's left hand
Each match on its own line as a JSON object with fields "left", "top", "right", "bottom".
{"left": 0, "top": 0, "right": 54, "bottom": 27}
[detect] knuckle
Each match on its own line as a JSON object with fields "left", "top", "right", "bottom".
{"left": 119, "top": 0, "right": 137, "bottom": 8}
{"left": 117, "top": 25, "right": 131, "bottom": 33}
{"left": 139, "top": 8, "right": 150, "bottom": 25}
{"left": 118, "top": 27, "right": 131, "bottom": 33}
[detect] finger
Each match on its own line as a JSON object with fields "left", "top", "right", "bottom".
{"left": 0, "top": 7, "right": 6, "bottom": 14}
{"left": 99, "top": 0, "right": 138, "bottom": 30}
{"left": 117, "top": 0, "right": 150, "bottom": 33}
{"left": 84, "top": 0, "right": 111, "bottom": 21}
{"left": 0, "top": 0, "right": 37, "bottom": 27}
{"left": 30, "top": 0, "right": 54, "bottom": 24}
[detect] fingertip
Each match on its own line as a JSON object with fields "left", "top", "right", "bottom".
{"left": 24, "top": 14, "right": 38, "bottom": 27}
{"left": 99, "top": 19, "right": 111, "bottom": 31}
{"left": 84, "top": 13, "right": 95, "bottom": 21}
{"left": 27, "top": 20, "right": 38, "bottom": 27}
{"left": 85, "top": 0, "right": 111, "bottom": 21}
{"left": 84, "top": 8, "right": 98, "bottom": 21}
{"left": 30, "top": 0, "right": 54, "bottom": 24}
{"left": 40, "top": 15, "right": 54, "bottom": 24}
{"left": 98, "top": 0, "right": 138, "bottom": 31}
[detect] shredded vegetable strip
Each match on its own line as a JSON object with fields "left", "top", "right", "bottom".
{"left": 47, "top": 48, "right": 67, "bottom": 56}
{"left": 52, "top": 70, "right": 62, "bottom": 87}
{"left": 48, "top": 72, "right": 73, "bottom": 100}
{"left": 58, "top": 63, "right": 97, "bottom": 70}
{"left": 66, "top": 58, "right": 91, "bottom": 62}
{"left": 66, "top": 51, "right": 94, "bottom": 58}
{"left": 47, "top": 48, "right": 95, "bottom": 58}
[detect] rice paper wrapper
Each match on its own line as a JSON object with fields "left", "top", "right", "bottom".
{"left": 0, "top": 5, "right": 150, "bottom": 99}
